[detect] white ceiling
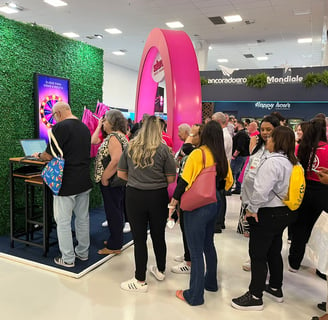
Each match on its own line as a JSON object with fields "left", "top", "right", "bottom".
{"left": 3, "top": 0, "right": 328, "bottom": 71}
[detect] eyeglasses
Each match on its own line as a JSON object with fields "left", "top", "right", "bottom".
{"left": 52, "top": 112, "right": 57, "bottom": 117}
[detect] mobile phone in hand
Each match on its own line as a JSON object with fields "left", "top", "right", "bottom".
{"left": 167, "top": 209, "right": 179, "bottom": 229}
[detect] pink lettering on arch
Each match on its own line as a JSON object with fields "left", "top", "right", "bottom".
{"left": 135, "top": 28, "right": 202, "bottom": 152}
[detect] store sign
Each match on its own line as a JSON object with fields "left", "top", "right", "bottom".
{"left": 152, "top": 52, "right": 165, "bottom": 83}
{"left": 255, "top": 101, "right": 291, "bottom": 111}
{"left": 207, "top": 75, "right": 303, "bottom": 85}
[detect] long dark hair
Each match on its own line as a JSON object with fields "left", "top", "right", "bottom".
{"left": 252, "top": 115, "right": 280, "bottom": 155}
{"left": 297, "top": 117, "right": 327, "bottom": 171}
{"left": 296, "top": 121, "right": 310, "bottom": 144}
{"left": 200, "top": 120, "right": 228, "bottom": 179}
{"left": 271, "top": 126, "right": 298, "bottom": 165}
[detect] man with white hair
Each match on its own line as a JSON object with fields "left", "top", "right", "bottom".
{"left": 36, "top": 102, "right": 93, "bottom": 268}
{"left": 175, "top": 123, "right": 191, "bottom": 161}
{"left": 212, "top": 112, "right": 232, "bottom": 232}
{"left": 226, "top": 113, "right": 235, "bottom": 137}
{"left": 212, "top": 112, "right": 232, "bottom": 162}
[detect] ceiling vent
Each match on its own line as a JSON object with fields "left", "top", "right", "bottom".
{"left": 257, "top": 39, "right": 265, "bottom": 43}
{"left": 245, "top": 19, "right": 255, "bottom": 25}
{"left": 244, "top": 54, "right": 254, "bottom": 58}
{"left": 86, "top": 34, "right": 103, "bottom": 39}
{"left": 208, "top": 16, "right": 226, "bottom": 25}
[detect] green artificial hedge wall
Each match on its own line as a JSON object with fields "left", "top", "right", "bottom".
{"left": 0, "top": 15, "right": 104, "bottom": 234}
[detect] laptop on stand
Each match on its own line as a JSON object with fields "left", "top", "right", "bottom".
{"left": 16, "top": 139, "right": 47, "bottom": 175}
{"left": 20, "top": 139, "right": 47, "bottom": 160}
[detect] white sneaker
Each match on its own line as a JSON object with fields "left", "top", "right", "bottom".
{"left": 174, "top": 255, "right": 184, "bottom": 262}
{"left": 120, "top": 277, "right": 148, "bottom": 293}
{"left": 149, "top": 265, "right": 165, "bottom": 281}
{"left": 242, "top": 260, "right": 251, "bottom": 272}
{"left": 171, "top": 261, "right": 191, "bottom": 274}
{"left": 102, "top": 220, "right": 108, "bottom": 227}
{"left": 123, "top": 222, "right": 131, "bottom": 233}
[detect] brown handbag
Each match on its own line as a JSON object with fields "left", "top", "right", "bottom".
{"left": 180, "top": 148, "right": 217, "bottom": 211}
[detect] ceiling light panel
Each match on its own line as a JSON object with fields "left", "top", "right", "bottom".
{"left": 223, "top": 15, "right": 242, "bottom": 23}
{"left": 0, "top": 6, "right": 18, "bottom": 13}
{"left": 7, "top": 2, "right": 21, "bottom": 9}
{"left": 257, "top": 56, "right": 268, "bottom": 61}
{"left": 217, "top": 59, "right": 228, "bottom": 63}
{"left": 297, "top": 38, "right": 312, "bottom": 44}
{"left": 293, "top": 9, "right": 311, "bottom": 16}
{"left": 43, "top": 0, "right": 68, "bottom": 7}
{"left": 165, "top": 21, "right": 184, "bottom": 28}
{"left": 62, "top": 32, "right": 80, "bottom": 38}
{"left": 112, "top": 51, "right": 126, "bottom": 56}
{"left": 105, "top": 28, "right": 122, "bottom": 34}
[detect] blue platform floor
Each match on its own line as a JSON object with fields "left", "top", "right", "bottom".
{"left": 0, "top": 207, "right": 133, "bottom": 278}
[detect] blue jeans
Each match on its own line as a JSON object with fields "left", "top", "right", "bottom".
{"left": 183, "top": 202, "right": 218, "bottom": 305}
{"left": 230, "top": 156, "right": 247, "bottom": 191}
{"left": 53, "top": 189, "right": 91, "bottom": 263}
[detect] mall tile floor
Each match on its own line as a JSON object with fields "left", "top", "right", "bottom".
{"left": 0, "top": 194, "right": 325, "bottom": 320}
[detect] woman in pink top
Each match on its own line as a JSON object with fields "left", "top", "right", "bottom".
{"left": 288, "top": 117, "right": 328, "bottom": 272}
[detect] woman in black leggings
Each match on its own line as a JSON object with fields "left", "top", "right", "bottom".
{"left": 117, "top": 115, "right": 176, "bottom": 292}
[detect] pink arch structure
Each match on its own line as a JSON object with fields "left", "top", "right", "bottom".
{"left": 135, "top": 28, "right": 202, "bottom": 152}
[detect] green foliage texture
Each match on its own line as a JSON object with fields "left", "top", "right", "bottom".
{"left": 302, "top": 71, "right": 328, "bottom": 87}
{"left": 245, "top": 73, "right": 268, "bottom": 88}
{"left": 0, "top": 15, "right": 104, "bottom": 234}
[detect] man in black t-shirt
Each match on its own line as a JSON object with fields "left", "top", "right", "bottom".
{"left": 230, "top": 120, "right": 250, "bottom": 194}
{"left": 37, "top": 102, "right": 92, "bottom": 268}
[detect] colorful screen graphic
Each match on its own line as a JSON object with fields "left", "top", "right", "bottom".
{"left": 34, "top": 74, "right": 70, "bottom": 143}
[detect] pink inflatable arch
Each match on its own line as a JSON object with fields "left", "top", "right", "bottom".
{"left": 135, "top": 28, "right": 202, "bottom": 152}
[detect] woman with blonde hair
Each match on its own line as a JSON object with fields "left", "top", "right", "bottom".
{"left": 118, "top": 115, "right": 176, "bottom": 292}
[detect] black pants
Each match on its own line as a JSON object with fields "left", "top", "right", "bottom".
{"left": 100, "top": 184, "right": 124, "bottom": 250}
{"left": 248, "top": 207, "right": 297, "bottom": 298}
{"left": 125, "top": 186, "right": 168, "bottom": 281}
{"left": 215, "top": 189, "right": 226, "bottom": 228}
{"left": 178, "top": 207, "right": 191, "bottom": 262}
{"left": 288, "top": 181, "right": 328, "bottom": 270}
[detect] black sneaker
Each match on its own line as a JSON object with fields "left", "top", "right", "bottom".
{"left": 231, "top": 291, "right": 263, "bottom": 311}
{"left": 214, "top": 226, "right": 222, "bottom": 233}
{"left": 231, "top": 189, "right": 241, "bottom": 195}
{"left": 317, "top": 302, "right": 326, "bottom": 312}
{"left": 316, "top": 269, "right": 327, "bottom": 280}
{"left": 54, "top": 256, "right": 75, "bottom": 268}
{"left": 264, "top": 285, "right": 284, "bottom": 303}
